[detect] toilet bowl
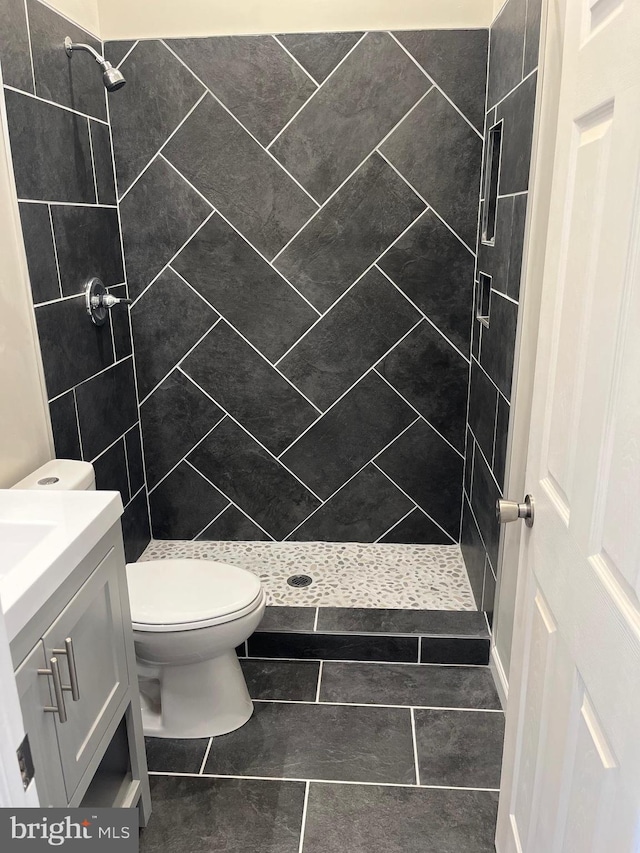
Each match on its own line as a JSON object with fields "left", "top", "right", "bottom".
{"left": 127, "top": 558, "right": 265, "bottom": 739}
{"left": 14, "top": 459, "right": 266, "bottom": 740}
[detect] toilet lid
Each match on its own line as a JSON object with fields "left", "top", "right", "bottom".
{"left": 126, "top": 559, "right": 263, "bottom": 631}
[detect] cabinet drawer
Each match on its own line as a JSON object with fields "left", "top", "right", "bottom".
{"left": 42, "top": 547, "right": 129, "bottom": 800}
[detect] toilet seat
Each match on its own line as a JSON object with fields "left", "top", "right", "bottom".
{"left": 126, "top": 558, "right": 263, "bottom": 632}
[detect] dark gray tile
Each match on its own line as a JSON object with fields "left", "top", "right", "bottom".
{"left": 379, "top": 321, "right": 469, "bottom": 452}
{"left": 461, "top": 499, "right": 485, "bottom": 608}
{"left": 172, "top": 214, "right": 317, "bottom": 362}
{"left": 27, "top": 0, "right": 106, "bottom": 120}
{"left": 420, "top": 637, "right": 490, "bottom": 666}
{"left": 478, "top": 194, "right": 515, "bottom": 296}
{"left": 198, "top": 506, "right": 269, "bottom": 541}
{"left": 493, "top": 393, "right": 510, "bottom": 488}
{"left": 149, "top": 461, "right": 229, "bottom": 539}
{"left": 93, "top": 437, "right": 129, "bottom": 503}
{"left": 464, "top": 428, "right": 474, "bottom": 498}
{"left": 89, "top": 120, "right": 117, "bottom": 205}
{"left": 317, "top": 609, "right": 488, "bottom": 637}
{"left": 381, "top": 88, "right": 483, "bottom": 248}
{"left": 140, "top": 370, "right": 224, "bottom": 489}
{"left": 75, "top": 358, "right": 138, "bottom": 459}
{"left": 302, "top": 783, "right": 498, "bottom": 853}
{"left": 51, "top": 205, "right": 124, "bottom": 296}
{"left": 488, "top": 0, "right": 527, "bottom": 108}
{"left": 470, "top": 451, "right": 501, "bottom": 570}
{"left": 468, "top": 360, "right": 498, "bottom": 464}
{"left": 188, "top": 418, "right": 320, "bottom": 539}
{"left": 104, "top": 40, "right": 135, "bottom": 67}
{"left": 275, "top": 153, "right": 424, "bottom": 311}
{"left": 125, "top": 424, "right": 145, "bottom": 496}
{"left": 48, "top": 391, "right": 81, "bottom": 460}
{"left": 379, "top": 508, "right": 453, "bottom": 545}
{"left": 119, "top": 156, "right": 211, "bottom": 298}
{"left": 482, "top": 562, "right": 497, "bottom": 627}
{"left": 378, "top": 209, "right": 475, "bottom": 355}
{"left": 0, "top": 0, "right": 33, "bottom": 91}
{"left": 121, "top": 488, "right": 151, "bottom": 562}
{"left": 276, "top": 32, "right": 363, "bottom": 83}
{"left": 130, "top": 267, "right": 218, "bottom": 399}
{"left": 279, "top": 267, "right": 420, "bottom": 409}
{"left": 109, "top": 40, "right": 204, "bottom": 193}
{"left": 18, "top": 202, "right": 60, "bottom": 303}
{"left": 320, "top": 661, "right": 500, "bottom": 709}
{"left": 289, "top": 464, "right": 413, "bottom": 542}
{"left": 524, "top": 0, "right": 543, "bottom": 75}
{"left": 5, "top": 89, "right": 95, "bottom": 202}
{"left": 240, "top": 659, "right": 320, "bottom": 701}
{"left": 479, "top": 289, "right": 518, "bottom": 398}
{"left": 204, "top": 701, "right": 415, "bottom": 783}
{"left": 414, "top": 708, "right": 504, "bottom": 788}
{"left": 376, "top": 420, "right": 463, "bottom": 539}
{"left": 281, "top": 372, "right": 415, "bottom": 500}
{"left": 248, "top": 632, "right": 418, "bottom": 664}
{"left": 394, "top": 29, "right": 489, "bottom": 131}
{"left": 163, "top": 94, "right": 316, "bottom": 259}
{"left": 505, "top": 192, "right": 528, "bottom": 300}
{"left": 271, "top": 32, "right": 428, "bottom": 202}
{"left": 140, "top": 776, "right": 305, "bottom": 853}
{"left": 108, "top": 284, "right": 133, "bottom": 360}
{"left": 182, "top": 321, "right": 318, "bottom": 455}
{"left": 35, "top": 296, "right": 114, "bottom": 398}
{"left": 496, "top": 72, "right": 537, "bottom": 195}
{"left": 167, "top": 35, "right": 316, "bottom": 145}
{"left": 145, "top": 736, "right": 209, "bottom": 773}
{"left": 257, "top": 606, "right": 317, "bottom": 633}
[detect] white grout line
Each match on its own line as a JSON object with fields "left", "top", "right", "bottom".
{"left": 491, "top": 286, "right": 519, "bottom": 306}
{"left": 113, "top": 40, "right": 139, "bottom": 69}
{"left": 86, "top": 117, "right": 99, "bottom": 203}
{"left": 271, "top": 35, "right": 320, "bottom": 87}
{"left": 191, "top": 501, "right": 232, "bottom": 541}
{"left": 314, "top": 661, "right": 323, "bottom": 703}
{"left": 147, "top": 771, "right": 499, "bottom": 793}
{"left": 19, "top": 198, "right": 117, "bottom": 208}
{"left": 252, "top": 698, "right": 502, "bottom": 713}
{"left": 373, "top": 506, "right": 417, "bottom": 543}
{"left": 46, "top": 204, "right": 64, "bottom": 299}
{"left": 22, "top": 0, "right": 36, "bottom": 95}
{"left": 410, "top": 708, "right": 421, "bottom": 786}
{"left": 237, "top": 656, "right": 482, "bottom": 669}
{"left": 487, "top": 66, "right": 538, "bottom": 114}
{"left": 72, "top": 389, "right": 84, "bottom": 460}
{"left": 3, "top": 84, "right": 109, "bottom": 125}
{"left": 297, "top": 781, "right": 310, "bottom": 853}
{"left": 146, "top": 415, "right": 224, "bottom": 494}
{"left": 118, "top": 92, "right": 208, "bottom": 202}
{"left": 198, "top": 738, "right": 213, "bottom": 775}
{"left": 46, "top": 354, "right": 133, "bottom": 404}
{"left": 313, "top": 607, "right": 320, "bottom": 632}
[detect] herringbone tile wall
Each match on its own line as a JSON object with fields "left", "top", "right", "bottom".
{"left": 107, "top": 30, "right": 488, "bottom": 544}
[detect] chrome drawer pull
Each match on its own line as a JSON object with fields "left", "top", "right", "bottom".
{"left": 52, "top": 637, "right": 80, "bottom": 701}
{"left": 39, "top": 657, "right": 68, "bottom": 723}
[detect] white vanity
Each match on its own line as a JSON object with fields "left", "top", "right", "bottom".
{"left": 0, "top": 490, "right": 151, "bottom": 821}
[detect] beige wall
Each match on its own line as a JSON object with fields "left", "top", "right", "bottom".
{"left": 44, "top": 0, "right": 101, "bottom": 35}
{"left": 0, "top": 93, "right": 53, "bottom": 488}
{"left": 98, "top": 0, "right": 492, "bottom": 41}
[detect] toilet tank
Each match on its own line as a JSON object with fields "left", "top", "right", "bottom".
{"left": 12, "top": 459, "right": 96, "bottom": 491}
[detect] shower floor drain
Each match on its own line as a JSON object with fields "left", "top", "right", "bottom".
{"left": 287, "top": 574, "right": 313, "bottom": 588}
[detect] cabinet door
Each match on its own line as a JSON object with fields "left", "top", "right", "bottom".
{"left": 42, "top": 548, "right": 129, "bottom": 800}
{"left": 15, "top": 642, "right": 67, "bottom": 807}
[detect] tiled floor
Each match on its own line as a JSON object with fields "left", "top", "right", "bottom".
{"left": 140, "top": 658, "right": 503, "bottom": 852}
{"left": 139, "top": 540, "right": 476, "bottom": 609}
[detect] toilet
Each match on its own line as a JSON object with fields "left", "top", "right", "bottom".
{"left": 13, "top": 459, "right": 266, "bottom": 739}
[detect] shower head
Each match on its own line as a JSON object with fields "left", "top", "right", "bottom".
{"left": 64, "top": 37, "right": 126, "bottom": 92}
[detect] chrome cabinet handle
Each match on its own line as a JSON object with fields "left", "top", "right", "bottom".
{"left": 52, "top": 637, "right": 80, "bottom": 701}
{"left": 39, "top": 657, "right": 68, "bottom": 723}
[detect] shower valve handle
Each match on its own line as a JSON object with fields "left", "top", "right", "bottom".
{"left": 85, "top": 277, "right": 131, "bottom": 326}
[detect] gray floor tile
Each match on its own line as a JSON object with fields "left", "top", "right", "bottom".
{"left": 204, "top": 701, "right": 415, "bottom": 783}
{"left": 316, "top": 608, "right": 489, "bottom": 637}
{"left": 241, "top": 659, "right": 320, "bottom": 701}
{"left": 145, "top": 737, "right": 209, "bottom": 773}
{"left": 414, "top": 709, "right": 505, "bottom": 788}
{"left": 301, "top": 783, "right": 498, "bottom": 853}
{"left": 140, "top": 776, "right": 305, "bottom": 853}
{"left": 258, "top": 606, "right": 317, "bottom": 632}
{"left": 319, "top": 662, "right": 501, "bottom": 709}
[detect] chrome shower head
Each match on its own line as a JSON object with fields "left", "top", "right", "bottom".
{"left": 64, "top": 37, "right": 126, "bottom": 92}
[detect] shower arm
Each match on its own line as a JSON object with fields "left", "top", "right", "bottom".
{"left": 64, "top": 37, "right": 110, "bottom": 69}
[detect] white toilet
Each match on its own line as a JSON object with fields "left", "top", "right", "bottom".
{"left": 13, "top": 459, "right": 266, "bottom": 739}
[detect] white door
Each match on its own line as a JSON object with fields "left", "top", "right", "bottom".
{"left": 497, "top": 0, "right": 640, "bottom": 850}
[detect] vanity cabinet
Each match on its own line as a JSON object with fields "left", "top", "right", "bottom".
{"left": 10, "top": 525, "right": 150, "bottom": 821}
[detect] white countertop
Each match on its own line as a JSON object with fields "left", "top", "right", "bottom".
{"left": 0, "top": 490, "right": 123, "bottom": 641}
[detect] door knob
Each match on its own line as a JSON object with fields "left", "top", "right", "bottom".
{"left": 496, "top": 494, "right": 534, "bottom": 527}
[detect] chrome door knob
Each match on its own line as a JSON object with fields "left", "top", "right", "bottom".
{"left": 496, "top": 494, "right": 535, "bottom": 527}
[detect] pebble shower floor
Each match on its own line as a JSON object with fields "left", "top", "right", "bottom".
{"left": 139, "top": 541, "right": 476, "bottom": 610}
